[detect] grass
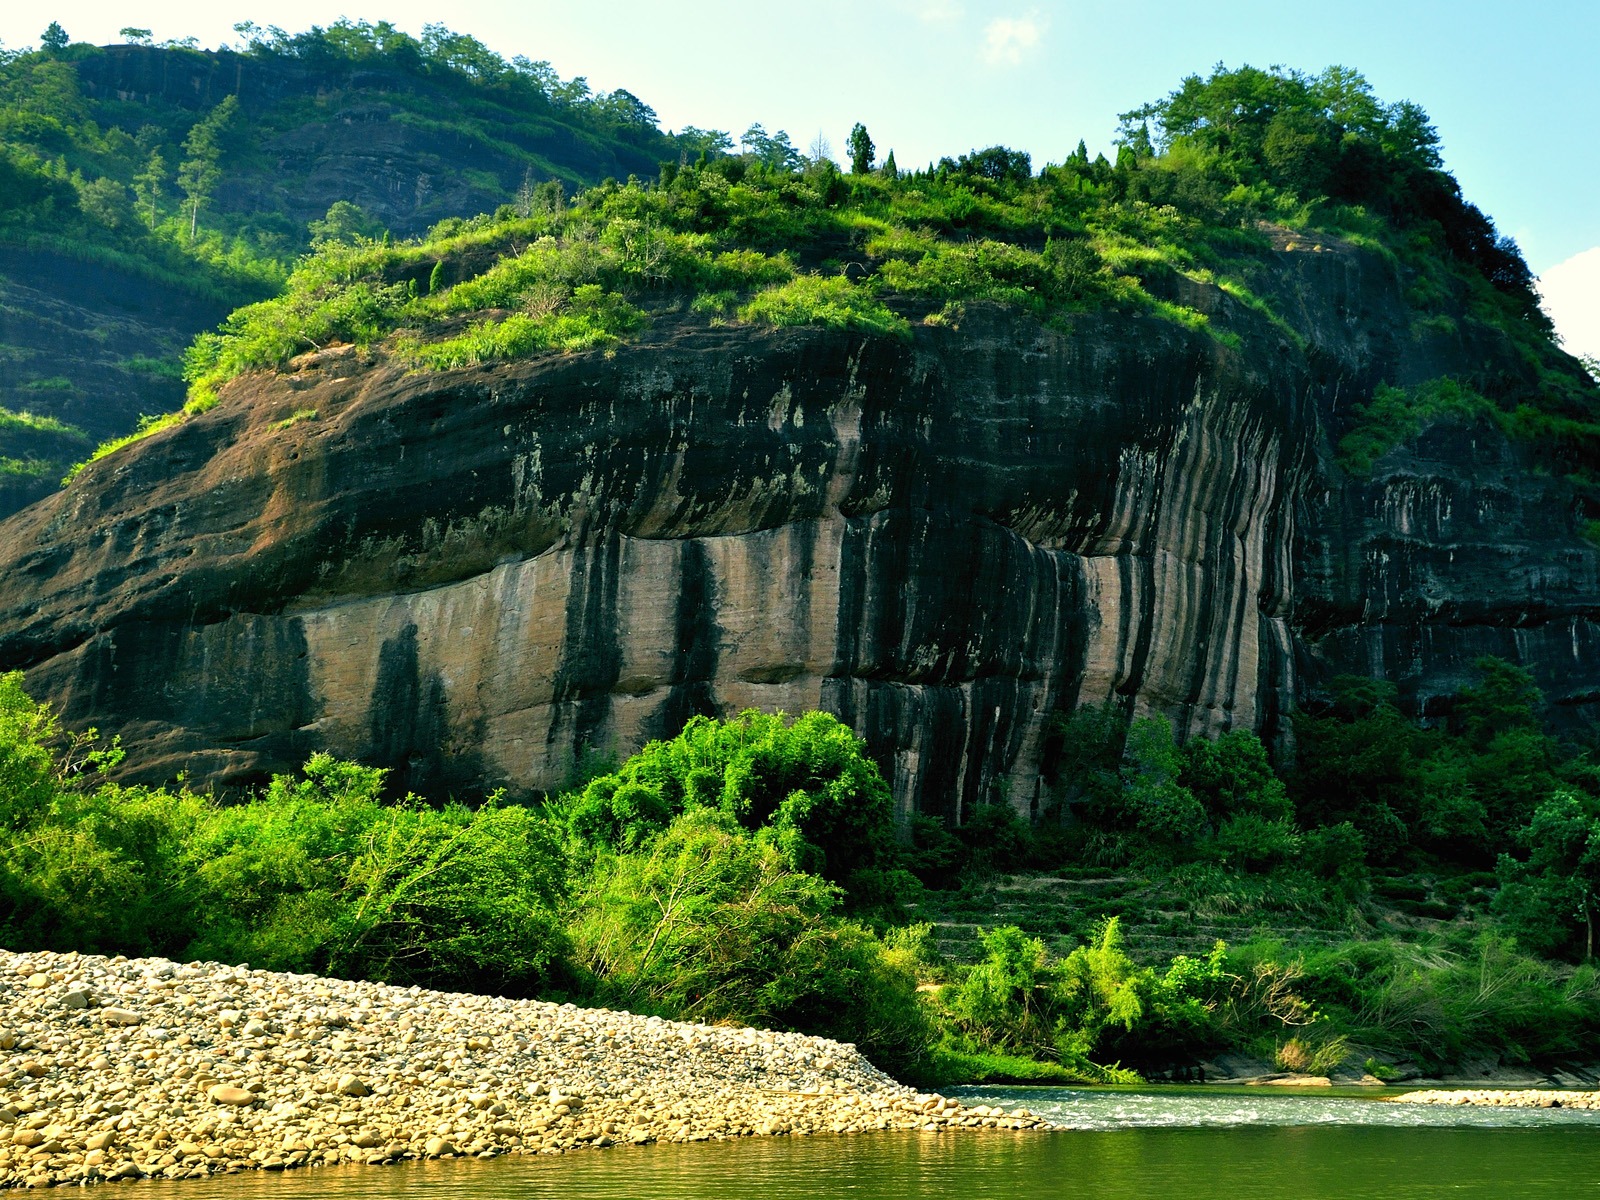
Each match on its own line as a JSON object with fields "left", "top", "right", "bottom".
{"left": 0, "top": 407, "right": 87, "bottom": 440}
{"left": 62, "top": 412, "right": 184, "bottom": 485}
{"left": 0, "top": 457, "right": 53, "bottom": 479}
{"left": 921, "top": 1048, "right": 1115, "bottom": 1087}
{"left": 121, "top": 356, "right": 185, "bottom": 380}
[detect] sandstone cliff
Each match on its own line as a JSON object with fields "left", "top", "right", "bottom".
{"left": 0, "top": 237, "right": 1594, "bottom": 817}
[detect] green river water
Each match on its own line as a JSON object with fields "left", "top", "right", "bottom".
{"left": 127, "top": 1087, "right": 1600, "bottom": 1199}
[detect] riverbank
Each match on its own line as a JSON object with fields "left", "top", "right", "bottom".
{"left": 1392, "top": 1089, "right": 1600, "bottom": 1111}
{"left": 0, "top": 950, "right": 1048, "bottom": 1189}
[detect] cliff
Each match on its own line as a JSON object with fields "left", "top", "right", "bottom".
{"left": 0, "top": 228, "right": 1594, "bottom": 817}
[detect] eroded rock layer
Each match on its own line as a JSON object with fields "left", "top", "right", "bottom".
{"left": 0, "top": 249, "right": 1595, "bottom": 813}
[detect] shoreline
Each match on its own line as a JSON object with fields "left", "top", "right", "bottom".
{"left": 1390, "top": 1089, "right": 1600, "bottom": 1110}
{"left": 0, "top": 950, "right": 1046, "bottom": 1189}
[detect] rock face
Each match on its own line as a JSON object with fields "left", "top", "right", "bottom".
{"left": 0, "top": 248, "right": 235, "bottom": 517}
{"left": 0, "top": 243, "right": 1595, "bottom": 818}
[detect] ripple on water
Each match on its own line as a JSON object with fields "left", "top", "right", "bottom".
{"left": 953, "top": 1083, "right": 1600, "bottom": 1130}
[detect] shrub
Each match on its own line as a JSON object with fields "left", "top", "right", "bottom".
{"left": 183, "top": 756, "right": 570, "bottom": 993}
{"left": 568, "top": 808, "right": 930, "bottom": 1075}
{"left": 565, "top": 710, "right": 901, "bottom": 899}
{"left": 1337, "top": 378, "right": 1500, "bottom": 474}
{"left": 62, "top": 412, "right": 185, "bottom": 485}
{"left": 1181, "top": 728, "right": 1293, "bottom": 824}
{"left": 402, "top": 286, "right": 644, "bottom": 367}
{"left": 1111, "top": 717, "right": 1207, "bottom": 846}
{"left": 739, "top": 275, "right": 910, "bottom": 339}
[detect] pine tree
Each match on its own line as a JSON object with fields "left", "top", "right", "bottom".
{"left": 40, "top": 22, "right": 69, "bottom": 52}
{"left": 882, "top": 149, "right": 898, "bottom": 181}
{"left": 847, "top": 123, "right": 875, "bottom": 175}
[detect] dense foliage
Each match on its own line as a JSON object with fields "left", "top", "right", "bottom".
{"left": 0, "top": 18, "right": 704, "bottom": 276}
{"left": 7, "top": 654, "right": 1600, "bottom": 1083}
{"left": 0, "top": 682, "right": 932, "bottom": 1076}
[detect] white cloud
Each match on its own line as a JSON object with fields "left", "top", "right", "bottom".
{"left": 1540, "top": 247, "right": 1600, "bottom": 362}
{"left": 981, "top": 12, "right": 1046, "bottom": 65}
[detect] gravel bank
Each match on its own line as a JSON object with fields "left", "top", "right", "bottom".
{"left": 0, "top": 950, "right": 1048, "bottom": 1188}
{"left": 1391, "top": 1089, "right": 1600, "bottom": 1110}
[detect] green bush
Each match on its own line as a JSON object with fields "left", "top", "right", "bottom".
{"left": 402, "top": 286, "right": 644, "bottom": 367}
{"left": 1337, "top": 378, "right": 1500, "bottom": 474}
{"left": 565, "top": 710, "right": 901, "bottom": 899}
{"left": 570, "top": 808, "right": 931, "bottom": 1076}
{"left": 935, "top": 917, "right": 1228, "bottom": 1077}
{"left": 182, "top": 755, "right": 571, "bottom": 992}
{"left": 739, "top": 275, "right": 910, "bottom": 339}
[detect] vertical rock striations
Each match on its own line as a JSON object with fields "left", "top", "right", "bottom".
{"left": 0, "top": 246, "right": 1594, "bottom": 815}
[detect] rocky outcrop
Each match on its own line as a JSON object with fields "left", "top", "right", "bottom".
{"left": 0, "top": 243, "right": 1595, "bottom": 817}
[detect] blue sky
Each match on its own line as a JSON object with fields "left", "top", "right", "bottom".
{"left": 5, "top": 1, "right": 1596, "bottom": 354}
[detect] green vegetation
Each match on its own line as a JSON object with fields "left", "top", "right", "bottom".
{"left": 59, "top": 411, "right": 181, "bottom": 483}
{"left": 1337, "top": 378, "right": 1500, "bottom": 473}
{"left": 58, "top": 59, "right": 1592, "bottom": 492}
{"left": 739, "top": 275, "right": 909, "bottom": 338}
{"left": 7, "top": 656, "right": 1600, "bottom": 1083}
{"left": 0, "top": 17, "right": 716, "bottom": 290}
{"left": 921, "top": 658, "right": 1600, "bottom": 1076}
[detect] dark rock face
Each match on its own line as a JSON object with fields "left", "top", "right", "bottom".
{"left": 0, "top": 246, "right": 1595, "bottom": 815}
{"left": 0, "top": 249, "right": 233, "bottom": 515}
{"left": 1297, "top": 424, "right": 1600, "bottom": 719}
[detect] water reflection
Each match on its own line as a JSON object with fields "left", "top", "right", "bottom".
{"left": 124, "top": 1091, "right": 1600, "bottom": 1200}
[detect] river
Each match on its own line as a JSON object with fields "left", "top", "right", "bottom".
{"left": 124, "top": 1086, "right": 1600, "bottom": 1199}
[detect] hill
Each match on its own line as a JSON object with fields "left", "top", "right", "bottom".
{"left": 2, "top": 56, "right": 1600, "bottom": 1083}
{"left": 0, "top": 21, "right": 725, "bottom": 513}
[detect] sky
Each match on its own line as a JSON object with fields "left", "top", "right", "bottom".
{"left": 3, "top": 1, "right": 1596, "bottom": 357}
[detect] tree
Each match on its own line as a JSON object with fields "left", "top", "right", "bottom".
{"left": 808, "top": 130, "right": 834, "bottom": 166}
{"left": 307, "top": 200, "right": 382, "bottom": 246}
{"left": 1114, "top": 717, "right": 1206, "bottom": 844}
{"left": 674, "top": 126, "right": 732, "bottom": 160}
{"left": 1496, "top": 790, "right": 1600, "bottom": 960}
{"left": 132, "top": 148, "right": 166, "bottom": 230}
{"left": 740, "top": 124, "right": 802, "bottom": 172}
{"left": 847, "top": 122, "right": 875, "bottom": 174}
{"left": 1117, "top": 121, "right": 1154, "bottom": 160}
{"left": 40, "top": 22, "right": 68, "bottom": 52}
{"left": 564, "top": 710, "right": 898, "bottom": 899}
{"left": 76, "top": 177, "right": 134, "bottom": 230}
{"left": 118, "top": 27, "right": 153, "bottom": 44}
{"left": 881, "top": 149, "right": 898, "bottom": 181}
{"left": 176, "top": 95, "right": 238, "bottom": 241}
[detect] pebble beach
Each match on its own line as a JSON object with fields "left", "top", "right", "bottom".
{"left": 0, "top": 950, "right": 1047, "bottom": 1189}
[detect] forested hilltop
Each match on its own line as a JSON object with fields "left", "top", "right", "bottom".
{"left": 2, "top": 41, "right": 1600, "bottom": 1088}
{"left": 0, "top": 19, "right": 728, "bottom": 513}
{"left": 76, "top": 56, "right": 1598, "bottom": 505}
